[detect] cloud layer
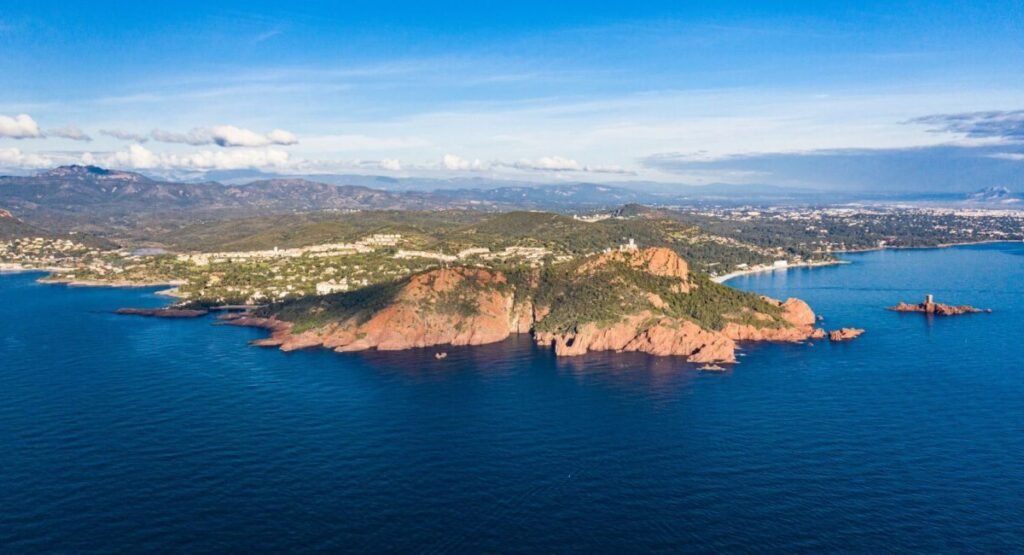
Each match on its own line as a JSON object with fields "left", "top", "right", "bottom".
{"left": 909, "top": 110, "right": 1024, "bottom": 141}
{"left": 100, "top": 129, "right": 149, "bottom": 142}
{"left": 0, "top": 114, "right": 42, "bottom": 139}
{"left": 149, "top": 125, "right": 298, "bottom": 147}
{"left": 46, "top": 126, "right": 92, "bottom": 142}
{"left": 643, "top": 144, "right": 1024, "bottom": 193}
{"left": 105, "top": 144, "right": 292, "bottom": 170}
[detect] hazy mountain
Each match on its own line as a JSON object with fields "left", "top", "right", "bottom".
{"left": 0, "top": 166, "right": 443, "bottom": 218}
{"left": 965, "top": 186, "right": 1020, "bottom": 204}
{"left": 1, "top": 166, "right": 688, "bottom": 220}
{"left": 432, "top": 182, "right": 667, "bottom": 206}
{"left": 0, "top": 208, "right": 45, "bottom": 240}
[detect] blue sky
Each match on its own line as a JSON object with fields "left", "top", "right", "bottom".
{"left": 1, "top": 0, "right": 1023, "bottom": 190}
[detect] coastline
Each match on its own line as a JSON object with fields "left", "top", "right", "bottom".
{"left": 0, "top": 265, "right": 186, "bottom": 292}
{"left": 0, "top": 262, "right": 55, "bottom": 274}
{"left": 713, "top": 260, "right": 848, "bottom": 284}
{"left": 715, "top": 239, "right": 1023, "bottom": 284}
{"left": 831, "top": 238, "right": 1022, "bottom": 255}
{"left": 5, "top": 239, "right": 1020, "bottom": 292}
{"left": 39, "top": 276, "right": 188, "bottom": 290}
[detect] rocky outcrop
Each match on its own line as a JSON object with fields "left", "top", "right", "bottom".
{"left": 229, "top": 268, "right": 521, "bottom": 353}
{"left": 116, "top": 307, "right": 208, "bottom": 318}
{"left": 722, "top": 298, "right": 826, "bottom": 342}
{"left": 534, "top": 313, "right": 740, "bottom": 363}
{"left": 828, "top": 328, "right": 864, "bottom": 342}
{"left": 232, "top": 248, "right": 835, "bottom": 364}
{"left": 579, "top": 247, "right": 691, "bottom": 292}
{"left": 532, "top": 296, "right": 825, "bottom": 363}
{"left": 889, "top": 296, "right": 990, "bottom": 316}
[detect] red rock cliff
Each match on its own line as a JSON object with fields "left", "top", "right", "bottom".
{"left": 236, "top": 248, "right": 830, "bottom": 363}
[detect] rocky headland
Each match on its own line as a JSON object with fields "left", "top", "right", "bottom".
{"left": 889, "top": 295, "right": 990, "bottom": 316}
{"left": 226, "top": 247, "right": 836, "bottom": 364}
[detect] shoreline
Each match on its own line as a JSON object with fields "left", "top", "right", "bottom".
{"left": 5, "top": 239, "right": 1020, "bottom": 291}
{"left": 831, "top": 238, "right": 1021, "bottom": 255}
{"left": 0, "top": 265, "right": 186, "bottom": 291}
{"left": 713, "top": 260, "right": 848, "bottom": 284}
{"left": 0, "top": 263, "right": 61, "bottom": 274}
{"left": 715, "top": 239, "right": 1022, "bottom": 284}
{"left": 38, "top": 275, "right": 187, "bottom": 290}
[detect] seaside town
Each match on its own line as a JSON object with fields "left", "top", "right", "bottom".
{"left": 3, "top": 204, "right": 1023, "bottom": 307}
{"left": 669, "top": 205, "right": 1024, "bottom": 252}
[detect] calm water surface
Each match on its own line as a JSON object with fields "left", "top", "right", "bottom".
{"left": 1, "top": 243, "right": 1023, "bottom": 552}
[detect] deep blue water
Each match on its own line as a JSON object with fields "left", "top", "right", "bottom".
{"left": 2, "top": 243, "right": 1023, "bottom": 553}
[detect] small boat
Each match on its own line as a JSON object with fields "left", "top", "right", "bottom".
{"left": 698, "top": 364, "right": 725, "bottom": 372}
{"left": 434, "top": 352, "right": 448, "bottom": 360}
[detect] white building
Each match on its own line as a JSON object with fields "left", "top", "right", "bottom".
{"left": 315, "top": 279, "right": 350, "bottom": 295}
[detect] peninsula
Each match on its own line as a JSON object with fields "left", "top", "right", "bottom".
{"left": 226, "top": 247, "right": 831, "bottom": 364}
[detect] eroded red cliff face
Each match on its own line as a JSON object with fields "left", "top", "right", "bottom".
{"left": 230, "top": 267, "right": 522, "bottom": 352}
{"left": 579, "top": 247, "right": 691, "bottom": 292}
{"left": 229, "top": 248, "right": 832, "bottom": 364}
{"left": 534, "top": 297, "right": 824, "bottom": 363}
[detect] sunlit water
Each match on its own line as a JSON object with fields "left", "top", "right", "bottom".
{"left": 2, "top": 243, "right": 1023, "bottom": 552}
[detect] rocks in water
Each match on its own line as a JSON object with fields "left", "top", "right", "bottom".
{"left": 696, "top": 364, "right": 729, "bottom": 374}
{"left": 115, "top": 307, "right": 208, "bottom": 318}
{"left": 828, "top": 328, "right": 865, "bottom": 342}
{"left": 889, "top": 295, "right": 990, "bottom": 316}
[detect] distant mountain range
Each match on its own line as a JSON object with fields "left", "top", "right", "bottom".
{"left": 3, "top": 166, "right": 1022, "bottom": 238}
{"left": 0, "top": 165, "right": 694, "bottom": 221}
{"left": 0, "top": 166, "right": 688, "bottom": 236}
{"left": 0, "top": 207, "right": 43, "bottom": 234}
{"left": 0, "top": 166, "right": 436, "bottom": 217}
{"left": 965, "top": 186, "right": 1020, "bottom": 204}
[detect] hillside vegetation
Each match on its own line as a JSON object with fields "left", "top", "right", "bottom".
{"left": 164, "top": 209, "right": 788, "bottom": 274}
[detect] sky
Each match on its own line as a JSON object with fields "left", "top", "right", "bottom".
{"left": 1, "top": 0, "right": 1023, "bottom": 191}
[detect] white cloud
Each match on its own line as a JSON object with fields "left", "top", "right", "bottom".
{"left": 149, "top": 125, "right": 299, "bottom": 147}
{"left": 46, "top": 125, "right": 92, "bottom": 142}
{"left": 435, "top": 153, "right": 631, "bottom": 175}
{"left": 100, "top": 129, "right": 149, "bottom": 142}
{"left": 378, "top": 158, "right": 402, "bottom": 171}
{"left": 988, "top": 152, "right": 1024, "bottom": 161}
{"left": 0, "top": 114, "right": 42, "bottom": 139}
{"left": 0, "top": 147, "right": 52, "bottom": 168}
{"left": 209, "top": 125, "right": 269, "bottom": 147}
{"left": 150, "top": 128, "right": 210, "bottom": 145}
{"left": 265, "top": 129, "right": 299, "bottom": 146}
{"left": 110, "top": 144, "right": 160, "bottom": 169}
{"left": 513, "top": 155, "right": 582, "bottom": 171}
{"left": 442, "top": 153, "right": 486, "bottom": 171}
{"left": 503, "top": 155, "right": 632, "bottom": 174}
{"left": 340, "top": 158, "right": 406, "bottom": 172}
{"left": 177, "top": 148, "right": 291, "bottom": 169}
{"left": 101, "top": 144, "right": 292, "bottom": 170}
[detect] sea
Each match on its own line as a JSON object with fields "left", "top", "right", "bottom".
{"left": 1, "top": 242, "right": 1022, "bottom": 552}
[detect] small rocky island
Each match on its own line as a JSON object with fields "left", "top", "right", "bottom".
{"left": 889, "top": 294, "right": 991, "bottom": 316}
{"left": 220, "top": 247, "right": 845, "bottom": 364}
{"left": 829, "top": 328, "right": 865, "bottom": 342}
